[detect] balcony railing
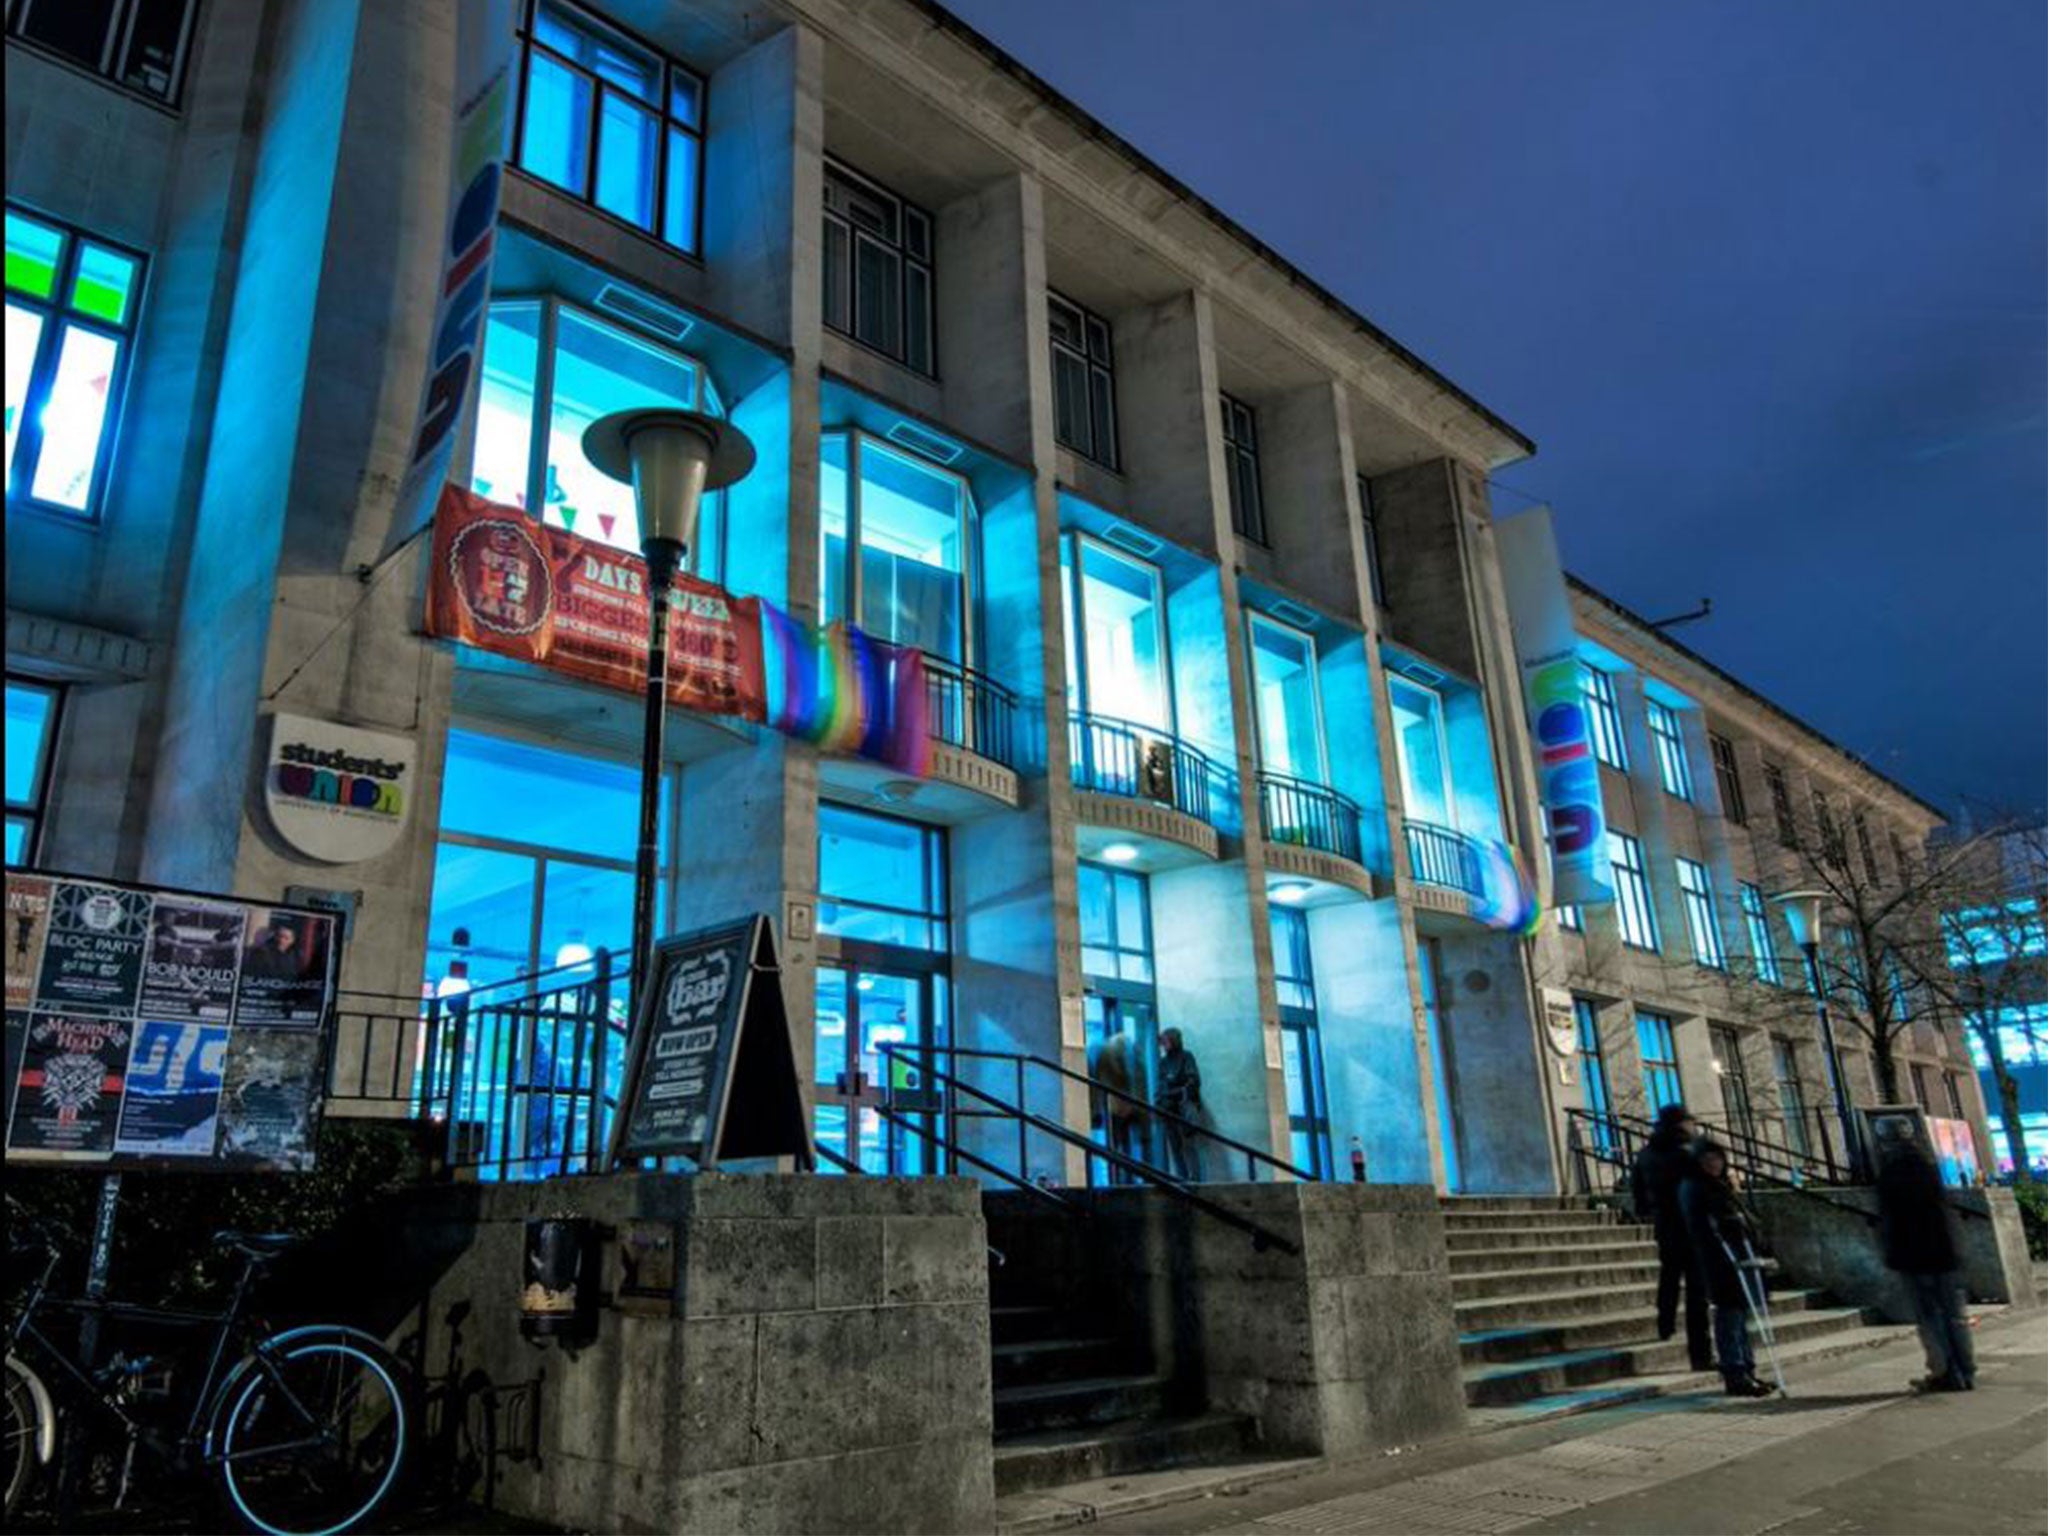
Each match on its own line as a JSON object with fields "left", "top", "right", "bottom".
{"left": 1257, "top": 771, "right": 1364, "bottom": 863}
{"left": 1404, "top": 818, "right": 1482, "bottom": 896}
{"left": 1068, "top": 711, "right": 1227, "bottom": 828}
{"left": 923, "top": 653, "right": 1018, "bottom": 769}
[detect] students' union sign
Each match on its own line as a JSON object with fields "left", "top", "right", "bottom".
{"left": 262, "top": 712, "right": 416, "bottom": 864}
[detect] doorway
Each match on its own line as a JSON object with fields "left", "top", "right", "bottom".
{"left": 813, "top": 958, "right": 948, "bottom": 1174}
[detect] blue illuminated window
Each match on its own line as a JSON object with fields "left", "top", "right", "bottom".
{"left": 515, "top": 0, "right": 705, "bottom": 254}
{"left": 1062, "top": 534, "right": 1172, "bottom": 731}
{"left": 1248, "top": 613, "right": 1327, "bottom": 785}
{"left": 1739, "top": 881, "right": 1782, "bottom": 985}
{"left": 1676, "top": 857, "right": 1725, "bottom": 969}
{"left": 1582, "top": 665, "right": 1627, "bottom": 769}
{"left": 470, "top": 297, "right": 723, "bottom": 577}
{"left": 1557, "top": 903, "right": 1584, "bottom": 933}
{"left": 6, "top": 207, "right": 143, "bottom": 520}
{"left": 5, "top": 676, "right": 61, "bottom": 865}
{"left": 1945, "top": 899, "right": 2048, "bottom": 967}
{"left": 818, "top": 805, "right": 947, "bottom": 952}
{"left": 1646, "top": 700, "right": 1693, "bottom": 801}
{"left": 1637, "top": 1011, "right": 1683, "bottom": 1114}
{"left": 1609, "top": 832, "right": 1659, "bottom": 951}
{"left": 1576, "top": 998, "right": 1614, "bottom": 1149}
{"left": 819, "top": 430, "right": 973, "bottom": 664}
{"left": 1270, "top": 905, "right": 1332, "bottom": 1176}
{"left": 1079, "top": 861, "right": 1153, "bottom": 985}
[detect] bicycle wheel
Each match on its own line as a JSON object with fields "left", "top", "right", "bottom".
{"left": 214, "top": 1330, "right": 408, "bottom": 1536}
{"left": 3, "top": 1356, "right": 47, "bottom": 1520}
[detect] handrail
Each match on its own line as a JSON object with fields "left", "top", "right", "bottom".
{"left": 1067, "top": 710, "right": 1233, "bottom": 828}
{"left": 1403, "top": 818, "right": 1482, "bottom": 895}
{"left": 878, "top": 1045, "right": 1299, "bottom": 1253}
{"left": 921, "top": 652, "right": 1020, "bottom": 768}
{"left": 1256, "top": 770, "right": 1365, "bottom": 863}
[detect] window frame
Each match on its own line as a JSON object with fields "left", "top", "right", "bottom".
{"left": 818, "top": 427, "right": 978, "bottom": 668}
{"left": 1711, "top": 1023, "right": 1757, "bottom": 1141}
{"left": 5, "top": 205, "right": 147, "bottom": 523}
{"left": 1636, "top": 1010, "right": 1684, "bottom": 1115}
{"left": 511, "top": 0, "right": 708, "bottom": 257}
{"left": 1608, "top": 831, "right": 1660, "bottom": 952}
{"left": 1575, "top": 997, "right": 1615, "bottom": 1149}
{"left": 6, "top": 0, "right": 197, "bottom": 108}
{"left": 1047, "top": 289, "right": 1118, "bottom": 469}
{"left": 1062, "top": 531, "right": 1176, "bottom": 736}
{"left": 1739, "top": 881, "right": 1782, "bottom": 985}
{"left": 1764, "top": 761, "right": 1798, "bottom": 847}
{"left": 1771, "top": 1035, "right": 1812, "bottom": 1156}
{"left": 1676, "top": 855, "right": 1726, "bottom": 970}
{"left": 1245, "top": 609, "right": 1329, "bottom": 787}
{"left": 470, "top": 293, "right": 726, "bottom": 578}
{"left": 1219, "top": 391, "right": 1266, "bottom": 544}
{"left": 816, "top": 802, "right": 951, "bottom": 956}
{"left": 1270, "top": 905, "right": 1333, "bottom": 1177}
{"left": 1581, "top": 665, "right": 1628, "bottom": 770}
{"left": 1078, "top": 859, "right": 1155, "bottom": 988}
{"left": 1389, "top": 674, "right": 1457, "bottom": 832}
{"left": 822, "top": 157, "right": 937, "bottom": 377}
{"left": 4, "top": 673, "right": 64, "bottom": 867}
{"left": 1709, "top": 732, "right": 1746, "bottom": 824}
{"left": 1646, "top": 699, "right": 1693, "bottom": 801}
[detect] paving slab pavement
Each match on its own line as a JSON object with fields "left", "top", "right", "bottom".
{"left": 1082, "top": 1309, "right": 2048, "bottom": 1536}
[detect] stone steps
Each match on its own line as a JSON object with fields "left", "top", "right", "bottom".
{"left": 1451, "top": 1257, "right": 1665, "bottom": 1301}
{"left": 1459, "top": 1288, "right": 1828, "bottom": 1364}
{"left": 1447, "top": 1239, "right": 1661, "bottom": 1273}
{"left": 1454, "top": 1277, "right": 1665, "bottom": 1330}
{"left": 1445, "top": 1222, "right": 1645, "bottom": 1252}
{"left": 991, "top": 1411, "right": 1261, "bottom": 1499}
{"left": 1440, "top": 1206, "right": 1627, "bottom": 1230}
{"left": 1460, "top": 1304, "right": 1873, "bottom": 1406}
{"left": 993, "top": 1335, "right": 1134, "bottom": 1390}
{"left": 995, "top": 1373, "right": 1173, "bottom": 1437}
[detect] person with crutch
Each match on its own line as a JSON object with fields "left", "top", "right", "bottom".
{"left": 1631, "top": 1103, "right": 1713, "bottom": 1373}
{"left": 1872, "top": 1115, "right": 1976, "bottom": 1392}
{"left": 1679, "top": 1137, "right": 1774, "bottom": 1397}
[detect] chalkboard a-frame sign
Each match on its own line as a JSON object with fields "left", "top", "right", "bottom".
{"left": 608, "top": 915, "right": 812, "bottom": 1170}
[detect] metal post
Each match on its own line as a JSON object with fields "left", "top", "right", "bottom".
{"left": 1800, "top": 942, "right": 1865, "bottom": 1180}
{"left": 633, "top": 541, "right": 681, "bottom": 1003}
{"left": 588, "top": 948, "right": 613, "bottom": 1172}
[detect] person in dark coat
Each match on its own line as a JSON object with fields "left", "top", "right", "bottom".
{"left": 1630, "top": 1103, "right": 1712, "bottom": 1371}
{"left": 1872, "top": 1115, "right": 1975, "bottom": 1391}
{"left": 1678, "top": 1138, "right": 1772, "bottom": 1396}
{"left": 1155, "top": 1028, "right": 1205, "bottom": 1181}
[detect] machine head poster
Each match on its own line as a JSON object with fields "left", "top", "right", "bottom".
{"left": 1, "top": 874, "right": 339, "bottom": 1171}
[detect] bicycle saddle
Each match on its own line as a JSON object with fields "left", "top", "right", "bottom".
{"left": 217, "top": 1231, "right": 297, "bottom": 1258}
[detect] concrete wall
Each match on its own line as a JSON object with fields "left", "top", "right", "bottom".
{"left": 394, "top": 1172, "right": 994, "bottom": 1535}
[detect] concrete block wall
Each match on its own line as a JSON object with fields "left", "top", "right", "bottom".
{"left": 396, "top": 1172, "right": 994, "bottom": 1535}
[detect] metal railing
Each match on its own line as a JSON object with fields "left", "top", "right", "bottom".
{"left": 1564, "top": 1104, "right": 1849, "bottom": 1199}
{"left": 1257, "top": 771, "right": 1364, "bottom": 863}
{"left": 1404, "top": 818, "right": 1482, "bottom": 895}
{"left": 876, "top": 1042, "right": 1317, "bottom": 1252}
{"left": 329, "top": 949, "right": 631, "bottom": 1181}
{"left": 1068, "top": 711, "right": 1231, "bottom": 828}
{"left": 923, "top": 653, "right": 1019, "bottom": 768}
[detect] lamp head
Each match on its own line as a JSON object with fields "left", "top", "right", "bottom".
{"left": 582, "top": 408, "right": 755, "bottom": 558}
{"left": 1773, "top": 888, "right": 1827, "bottom": 950}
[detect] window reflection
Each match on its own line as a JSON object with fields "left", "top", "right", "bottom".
{"left": 816, "top": 804, "right": 947, "bottom": 951}
{"left": 1249, "top": 615, "right": 1324, "bottom": 782}
{"left": 1390, "top": 678, "right": 1452, "bottom": 827}
{"left": 1063, "top": 536, "right": 1170, "bottom": 730}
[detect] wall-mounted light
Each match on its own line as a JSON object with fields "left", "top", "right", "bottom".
{"left": 1270, "top": 880, "right": 1313, "bottom": 906}
{"left": 1101, "top": 842, "right": 1141, "bottom": 865}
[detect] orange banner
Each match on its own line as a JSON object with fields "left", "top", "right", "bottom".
{"left": 424, "top": 485, "right": 766, "bottom": 721}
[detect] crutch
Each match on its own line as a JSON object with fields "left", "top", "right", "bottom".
{"left": 1722, "top": 1231, "right": 1788, "bottom": 1395}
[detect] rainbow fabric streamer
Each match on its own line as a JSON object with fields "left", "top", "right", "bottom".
{"left": 1470, "top": 839, "right": 1542, "bottom": 934}
{"left": 757, "top": 603, "right": 931, "bottom": 777}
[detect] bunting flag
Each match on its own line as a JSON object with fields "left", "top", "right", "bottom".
{"left": 1471, "top": 839, "right": 1543, "bottom": 934}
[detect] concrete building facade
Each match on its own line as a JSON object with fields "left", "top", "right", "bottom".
{"left": 4, "top": 0, "right": 1990, "bottom": 1201}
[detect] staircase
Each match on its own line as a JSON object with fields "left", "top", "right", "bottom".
{"left": 1443, "top": 1195, "right": 1887, "bottom": 1422}
{"left": 988, "top": 1281, "right": 1261, "bottom": 1496}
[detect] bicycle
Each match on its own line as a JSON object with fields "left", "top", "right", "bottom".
{"left": 4, "top": 1207, "right": 413, "bottom": 1535}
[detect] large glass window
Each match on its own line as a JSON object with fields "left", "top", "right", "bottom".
{"left": 818, "top": 431, "right": 971, "bottom": 663}
{"left": 1062, "top": 535, "right": 1171, "bottom": 730}
{"left": 1576, "top": 998, "right": 1615, "bottom": 1151}
{"left": 470, "top": 298, "right": 722, "bottom": 576}
{"left": 1676, "top": 856, "right": 1725, "bottom": 969}
{"left": 1712, "top": 1024, "right": 1758, "bottom": 1143}
{"left": 425, "top": 728, "right": 672, "bottom": 991}
{"left": 1247, "top": 614, "right": 1326, "bottom": 783}
{"left": 1270, "top": 905, "right": 1332, "bottom": 1177}
{"left": 1078, "top": 861, "right": 1153, "bottom": 985}
{"left": 1049, "top": 291, "right": 1116, "bottom": 468}
{"left": 1582, "top": 665, "right": 1628, "bottom": 769}
{"left": 7, "top": 0, "right": 194, "bottom": 103}
{"left": 1646, "top": 700, "right": 1693, "bottom": 801}
{"left": 1765, "top": 761, "right": 1798, "bottom": 846}
{"left": 1709, "top": 732, "right": 1746, "bottom": 823}
{"left": 1739, "top": 881, "right": 1782, "bottom": 985}
{"left": 1609, "top": 832, "right": 1659, "bottom": 951}
{"left": 516, "top": 0, "right": 706, "bottom": 254}
{"left": 1946, "top": 899, "right": 2048, "bottom": 967}
{"left": 1637, "top": 1011, "right": 1683, "bottom": 1114}
{"left": 823, "top": 160, "right": 934, "bottom": 376}
{"left": 1390, "top": 676, "right": 1454, "bottom": 828}
{"left": 6, "top": 208, "right": 143, "bottom": 519}
{"left": 817, "top": 805, "right": 948, "bottom": 952}
{"left": 1220, "top": 393, "right": 1264, "bottom": 543}
{"left": 5, "top": 677, "right": 61, "bottom": 865}
{"left": 1772, "top": 1036, "right": 1811, "bottom": 1156}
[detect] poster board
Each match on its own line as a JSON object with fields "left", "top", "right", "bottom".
{"left": 3, "top": 871, "right": 341, "bottom": 1172}
{"left": 608, "top": 915, "right": 811, "bottom": 1171}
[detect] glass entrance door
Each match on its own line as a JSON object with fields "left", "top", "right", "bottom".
{"left": 1082, "top": 990, "right": 1157, "bottom": 1182}
{"left": 814, "top": 962, "right": 945, "bottom": 1174}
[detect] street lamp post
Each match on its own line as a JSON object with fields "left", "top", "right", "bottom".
{"left": 1774, "top": 888, "right": 1868, "bottom": 1181}
{"left": 583, "top": 409, "right": 755, "bottom": 999}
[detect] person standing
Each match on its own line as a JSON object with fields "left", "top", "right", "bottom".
{"left": 1631, "top": 1102, "right": 1712, "bottom": 1372}
{"left": 1087, "top": 1025, "right": 1145, "bottom": 1181}
{"left": 1679, "top": 1138, "right": 1773, "bottom": 1397}
{"left": 1873, "top": 1116, "right": 1976, "bottom": 1392}
{"left": 1156, "top": 1027, "right": 1205, "bottom": 1181}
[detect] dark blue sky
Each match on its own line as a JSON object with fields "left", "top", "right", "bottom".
{"left": 945, "top": 0, "right": 2048, "bottom": 820}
